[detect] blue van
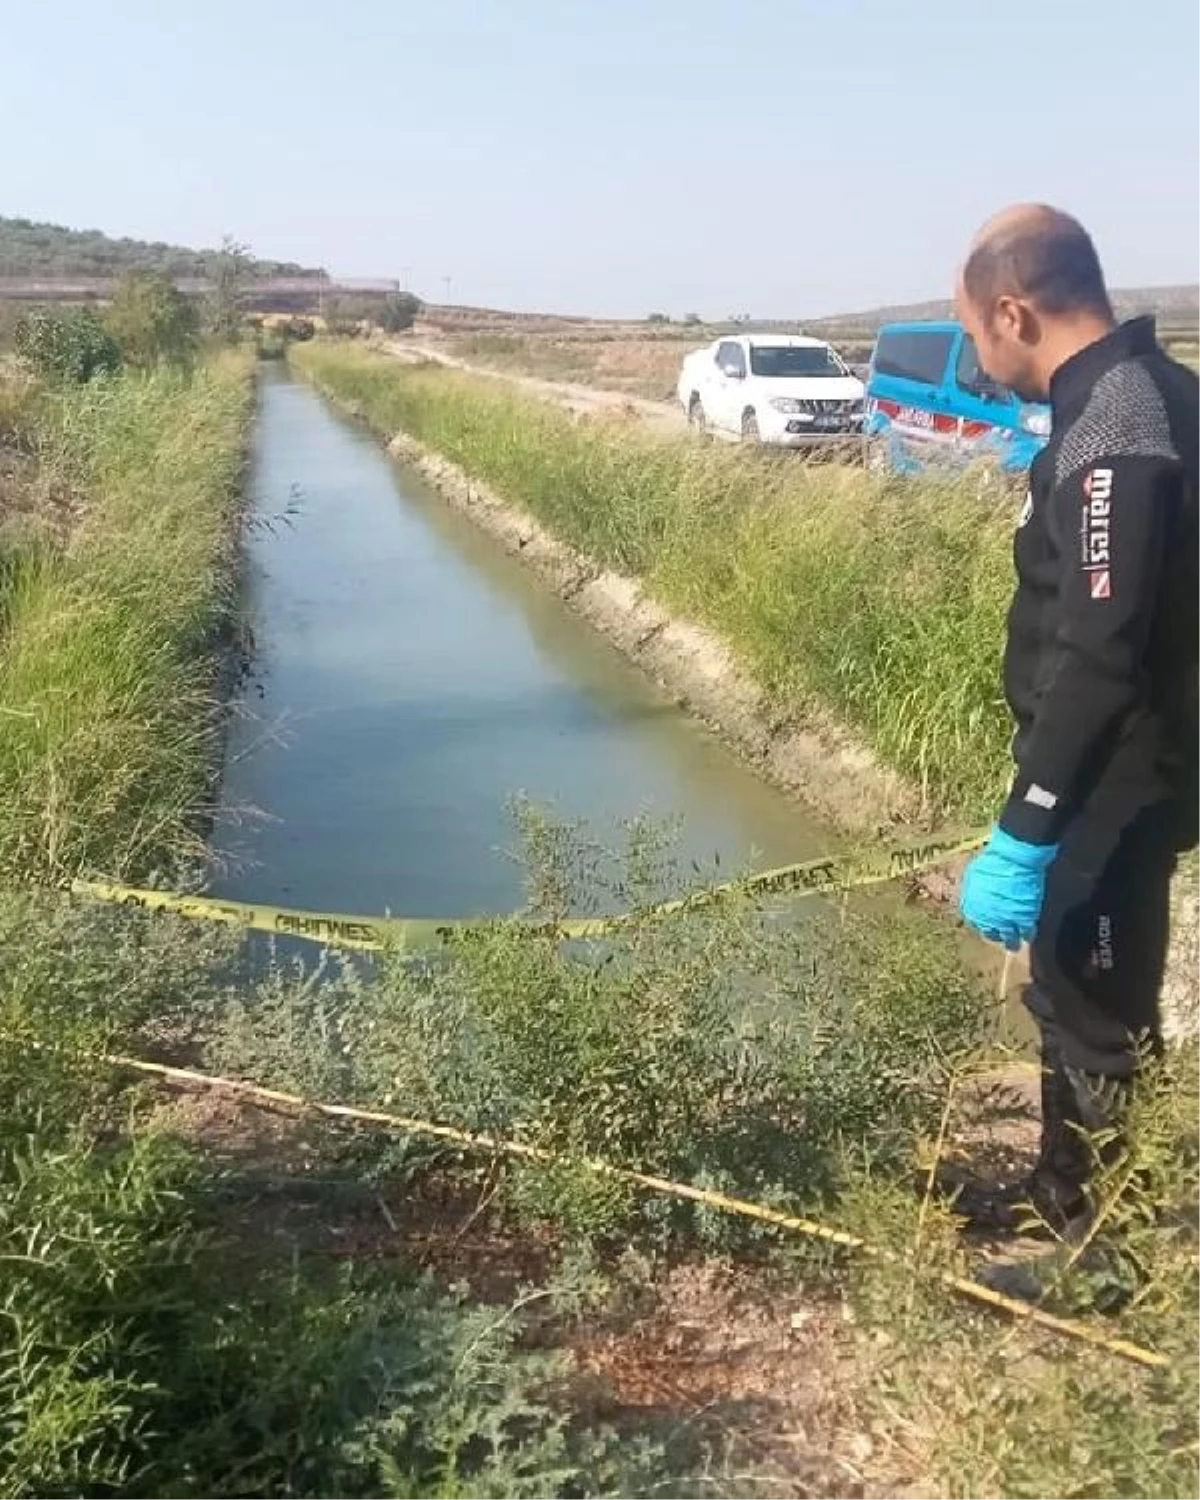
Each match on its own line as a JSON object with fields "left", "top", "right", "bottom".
{"left": 864, "top": 320, "right": 1050, "bottom": 475}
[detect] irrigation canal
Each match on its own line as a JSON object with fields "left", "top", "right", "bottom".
{"left": 209, "top": 369, "right": 837, "bottom": 925}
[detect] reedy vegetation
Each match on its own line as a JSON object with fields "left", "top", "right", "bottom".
{"left": 0, "top": 357, "right": 249, "bottom": 881}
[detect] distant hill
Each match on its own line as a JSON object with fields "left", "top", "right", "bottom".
{"left": 0, "top": 215, "right": 322, "bottom": 281}
{"left": 810, "top": 285, "right": 1198, "bottom": 333}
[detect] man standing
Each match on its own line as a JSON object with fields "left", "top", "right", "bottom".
{"left": 956, "top": 205, "right": 1198, "bottom": 1238}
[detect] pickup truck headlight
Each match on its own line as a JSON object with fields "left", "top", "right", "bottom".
{"left": 769, "top": 397, "right": 807, "bottom": 414}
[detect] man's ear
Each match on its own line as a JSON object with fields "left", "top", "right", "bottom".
{"left": 995, "top": 293, "right": 1040, "bottom": 346}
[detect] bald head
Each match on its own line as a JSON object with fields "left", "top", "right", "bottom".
{"left": 962, "top": 204, "right": 1113, "bottom": 320}
{"left": 955, "top": 205, "right": 1116, "bottom": 402}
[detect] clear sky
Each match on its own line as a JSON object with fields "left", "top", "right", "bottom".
{"left": 3, "top": 0, "right": 1197, "bottom": 318}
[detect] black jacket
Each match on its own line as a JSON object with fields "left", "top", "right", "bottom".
{"left": 999, "top": 317, "right": 1198, "bottom": 847}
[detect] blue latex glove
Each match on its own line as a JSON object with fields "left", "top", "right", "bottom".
{"left": 959, "top": 826, "right": 1059, "bottom": 952}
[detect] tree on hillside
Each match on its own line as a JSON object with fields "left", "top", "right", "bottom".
{"left": 105, "top": 272, "right": 199, "bottom": 368}
{"left": 14, "top": 308, "right": 123, "bottom": 383}
{"left": 0, "top": 215, "right": 318, "bottom": 281}
{"left": 376, "top": 292, "right": 422, "bottom": 333}
{"left": 205, "top": 236, "right": 254, "bottom": 342}
{"left": 326, "top": 291, "right": 422, "bottom": 335}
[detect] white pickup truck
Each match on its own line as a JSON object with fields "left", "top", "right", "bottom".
{"left": 676, "top": 334, "right": 865, "bottom": 447}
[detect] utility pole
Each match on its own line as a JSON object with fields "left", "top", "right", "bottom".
{"left": 442, "top": 275, "right": 452, "bottom": 305}
{"left": 400, "top": 266, "right": 412, "bottom": 293}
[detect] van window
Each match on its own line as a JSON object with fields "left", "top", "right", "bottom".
{"left": 955, "top": 336, "right": 1015, "bottom": 404}
{"left": 873, "top": 329, "right": 954, "bottom": 386}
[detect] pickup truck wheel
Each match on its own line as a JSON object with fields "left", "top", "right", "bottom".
{"left": 688, "top": 397, "right": 708, "bottom": 436}
{"left": 741, "top": 410, "right": 760, "bottom": 444}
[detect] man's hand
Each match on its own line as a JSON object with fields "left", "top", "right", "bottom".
{"left": 960, "top": 827, "right": 1060, "bottom": 951}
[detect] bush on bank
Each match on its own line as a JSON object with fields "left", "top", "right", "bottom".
{"left": 291, "top": 341, "right": 1017, "bottom": 824}
{"left": 209, "top": 808, "right": 991, "bottom": 1243}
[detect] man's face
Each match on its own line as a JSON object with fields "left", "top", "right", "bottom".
{"left": 957, "top": 281, "right": 1047, "bottom": 403}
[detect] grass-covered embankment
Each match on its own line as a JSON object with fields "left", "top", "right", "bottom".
{"left": 291, "top": 341, "right": 1015, "bottom": 824}
{"left": 0, "top": 355, "right": 252, "bottom": 881}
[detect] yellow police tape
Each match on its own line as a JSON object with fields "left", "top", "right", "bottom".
{"left": 97, "top": 1048, "right": 1165, "bottom": 1370}
{"left": 70, "top": 829, "right": 987, "bottom": 953}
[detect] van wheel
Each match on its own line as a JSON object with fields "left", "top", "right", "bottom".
{"left": 688, "top": 396, "right": 708, "bottom": 437}
{"left": 741, "top": 410, "right": 760, "bottom": 444}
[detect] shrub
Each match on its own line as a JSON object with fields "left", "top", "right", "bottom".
{"left": 14, "top": 308, "right": 122, "bottom": 383}
{"left": 281, "top": 316, "right": 316, "bottom": 341}
{"left": 324, "top": 293, "right": 421, "bottom": 336}
{"left": 207, "top": 811, "right": 990, "bottom": 1247}
{"left": 105, "top": 271, "right": 199, "bottom": 369}
{"left": 376, "top": 292, "right": 422, "bottom": 334}
{"left": 0, "top": 892, "right": 667, "bottom": 1499}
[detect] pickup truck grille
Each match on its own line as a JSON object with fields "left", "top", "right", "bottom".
{"left": 797, "top": 398, "right": 856, "bottom": 415}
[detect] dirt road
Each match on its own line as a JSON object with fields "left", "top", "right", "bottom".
{"left": 383, "top": 339, "right": 689, "bottom": 436}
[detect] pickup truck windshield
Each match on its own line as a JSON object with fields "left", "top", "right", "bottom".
{"left": 749, "top": 346, "right": 845, "bottom": 378}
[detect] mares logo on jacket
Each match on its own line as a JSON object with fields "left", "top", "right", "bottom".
{"left": 1081, "top": 467, "right": 1113, "bottom": 599}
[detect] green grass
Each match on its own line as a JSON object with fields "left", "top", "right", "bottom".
{"left": 0, "top": 355, "right": 252, "bottom": 881}
{"left": 291, "top": 342, "right": 1015, "bottom": 823}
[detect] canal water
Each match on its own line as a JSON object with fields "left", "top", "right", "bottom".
{"left": 210, "top": 370, "right": 833, "bottom": 922}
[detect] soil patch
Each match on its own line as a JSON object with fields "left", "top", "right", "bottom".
{"left": 154, "top": 1085, "right": 909, "bottom": 1498}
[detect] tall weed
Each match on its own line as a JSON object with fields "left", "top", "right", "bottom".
{"left": 0, "top": 357, "right": 252, "bottom": 880}
{"left": 839, "top": 1047, "right": 1199, "bottom": 1498}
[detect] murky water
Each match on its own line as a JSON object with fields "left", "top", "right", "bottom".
{"left": 210, "top": 371, "right": 833, "bottom": 921}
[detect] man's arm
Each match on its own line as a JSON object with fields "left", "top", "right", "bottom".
{"left": 998, "top": 455, "right": 1180, "bottom": 845}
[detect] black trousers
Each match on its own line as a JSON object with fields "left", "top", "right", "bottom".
{"left": 1025, "top": 794, "right": 1183, "bottom": 1079}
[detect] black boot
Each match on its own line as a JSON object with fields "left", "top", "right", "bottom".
{"left": 1021, "top": 1028, "right": 1099, "bottom": 1237}
{"left": 950, "top": 1025, "right": 1092, "bottom": 1238}
{"left": 977, "top": 1063, "right": 1138, "bottom": 1308}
